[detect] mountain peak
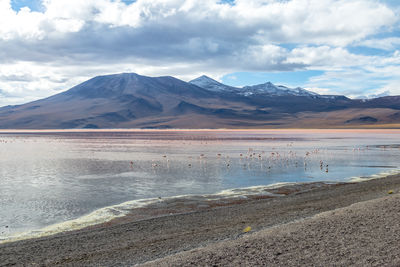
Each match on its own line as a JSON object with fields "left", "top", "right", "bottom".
{"left": 241, "top": 81, "right": 318, "bottom": 97}
{"left": 62, "top": 72, "right": 211, "bottom": 100}
{"left": 189, "top": 75, "right": 238, "bottom": 93}
{"left": 190, "top": 75, "right": 219, "bottom": 84}
{"left": 94, "top": 72, "right": 141, "bottom": 79}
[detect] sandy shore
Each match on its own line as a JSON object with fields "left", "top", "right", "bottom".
{"left": 1, "top": 174, "right": 400, "bottom": 266}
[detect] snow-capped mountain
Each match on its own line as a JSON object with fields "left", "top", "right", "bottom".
{"left": 189, "top": 75, "right": 239, "bottom": 93}
{"left": 190, "top": 75, "right": 319, "bottom": 97}
{"left": 241, "top": 82, "right": 319, "bottom": 97}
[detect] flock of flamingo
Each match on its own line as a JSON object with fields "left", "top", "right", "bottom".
{"left": 124, "top": 144, "right": 379, "bottom": 177}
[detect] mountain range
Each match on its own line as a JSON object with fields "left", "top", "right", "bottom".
{"left": 0, "top": 73, "right": 399, "bottom": 129}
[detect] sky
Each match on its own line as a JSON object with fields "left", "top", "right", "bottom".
{"left": 0, "top": 0, "right": 400, "bottom": 106}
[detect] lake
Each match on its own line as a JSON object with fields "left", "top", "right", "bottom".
{"left": 1, "top": 129, "right": 399, "bottom": 242}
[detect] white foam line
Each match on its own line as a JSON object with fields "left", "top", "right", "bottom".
{"left": 0, "top": 197, "right": 162, "bottom": 244}
{"left": 349, "top": 168, "right": 400, "bottom": 183}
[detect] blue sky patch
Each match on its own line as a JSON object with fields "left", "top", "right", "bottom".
{"left": 11, "top": 0, "right": 43, "bottom": 12}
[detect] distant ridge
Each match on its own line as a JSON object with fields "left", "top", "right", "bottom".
{"left": 189, "top": 75, "right": 318, "bottom": 97}
{"left": 241, "top": 81, "right": 318, "bottom": 97}
{"left": 0, "top": 72, "right": 399, "bottom": 129}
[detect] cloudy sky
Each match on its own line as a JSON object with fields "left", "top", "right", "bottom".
{"left": 0, "top": 0, "right": 399, "bottom": 106}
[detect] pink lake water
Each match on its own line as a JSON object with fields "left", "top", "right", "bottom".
{"left": 0, "top": 129, "right": 399, "bottom": 241}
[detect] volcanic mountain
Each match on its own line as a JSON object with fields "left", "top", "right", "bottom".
{"left": 0, "top": 73, "right": 399, "bottom": 129}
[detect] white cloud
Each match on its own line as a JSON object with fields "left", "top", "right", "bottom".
{"left": 1, "top": 0, "right": 396, "bottom": 43}
{"left": 0, "top": 0, "right": 399, "bottom": 105}
{"left": 377, "top": 80, "right": 400, "bottom": 96}
{"left": 286, "top": 46, "right": 374, "bottom": 69}
{"left": 357, "top": 37, "right": 400, "bottom": 51}
{"left": 304, "top": 61, "right": 400, "bottom": 98}
{"left": 243, "top": 0, "right": 396, "bottom": 46}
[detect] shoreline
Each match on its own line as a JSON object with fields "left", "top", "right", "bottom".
{"left": 1, "top": 128, "right": 400, "bottom": 134}
{"left": 2, "top": 168, "right": 399, "bottom": 245}
{"left": 1, "top": 173, "right": 400, "bottom": 266}
{"left": 0, "top": 181, "right": 345, "bottom": 244}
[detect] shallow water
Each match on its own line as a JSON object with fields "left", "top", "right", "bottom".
{"left": 0, "top": 129, "right": 399, "bottom": 240}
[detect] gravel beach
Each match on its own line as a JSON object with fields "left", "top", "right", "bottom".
{"left": 145, "top": 189, "right": 400, "bottom": 266}
{"left": 1, "top": 174, "right": 400, "bottom": 266}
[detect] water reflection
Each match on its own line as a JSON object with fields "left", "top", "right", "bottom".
{"left": 0, "top": 129, "right": 399, "bottom": 237}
